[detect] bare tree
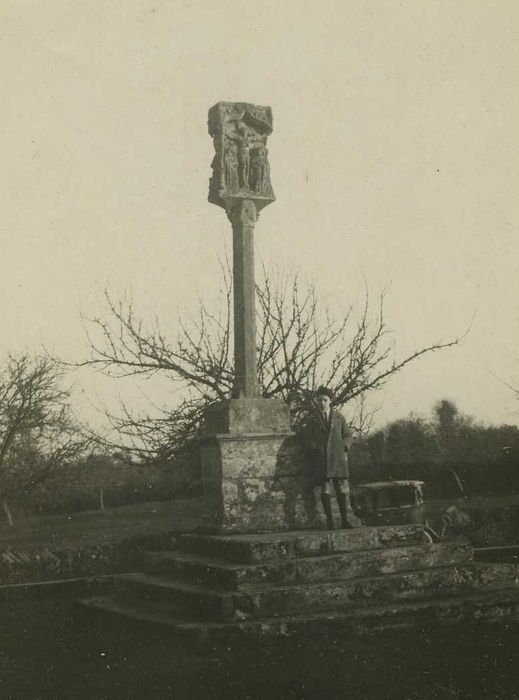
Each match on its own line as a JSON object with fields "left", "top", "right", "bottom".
{"left": 80, "top": 267, "right": 460, "bottom": 461}
{"left": 0, "top": 354, "right": 89, "bottom": 525}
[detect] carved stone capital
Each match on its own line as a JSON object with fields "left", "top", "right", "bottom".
{"left": 227, "top": 199, "right": 257, "bottom": 227}
{"left": 208, "top": 101, "right": 275, "bottom": 215}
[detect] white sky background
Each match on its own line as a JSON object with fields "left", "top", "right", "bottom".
{"left": 1, "top": 0, "right": 519, "bottom": 431}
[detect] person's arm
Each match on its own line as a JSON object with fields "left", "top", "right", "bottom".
{"left": 341, "top": 415, "right": 353, "bottom": 453}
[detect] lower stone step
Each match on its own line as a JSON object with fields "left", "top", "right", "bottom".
{"left": 78, "top": 587, "right": 519, "bottom": 644}
{"left": 178, "top": 524, "right": 429, "bottom": 564}
{"left": 229, "top": 564, "right": 519, "bottom": 620}
{"left": 145, "top": 541, "right": 473, "bottom": 590}
{"left": 110, "top": 563, "right": 519, "bottom": 622}
{"left": 112, "top": 574, "right": 234, "bottom": 620}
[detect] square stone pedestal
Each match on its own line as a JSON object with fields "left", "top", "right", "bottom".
{"left": 203, "top": 397, "right": 292, "bottom": 434}
{"left": 199, "top": 398, "right": 318, "bottom": 533}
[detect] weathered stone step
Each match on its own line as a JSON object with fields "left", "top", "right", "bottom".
{"left": 145, "top": 541, "right": 473, "bottom": 590}
{"left": 112, "top": 574, "right": 234, "bottom": 620}
{"left": 178, "top": 524, "right": 429, "bottom": 564}
{"left": 111, "top": 563, "right": 519, "bottom": 622}
{"left": 78, "top": 586, "right": 519, "bottom": 643}
{"left": 237, "top": 563, "right": 519, "bottom": 620}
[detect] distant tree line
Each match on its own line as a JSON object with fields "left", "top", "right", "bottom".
{"left": 351, "top": 400, "right": 519, "bottom": 499}
{"left": 0, "top": 354, "right": 183, "bottom": 525}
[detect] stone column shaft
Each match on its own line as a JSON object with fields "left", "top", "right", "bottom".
{"left": 230, "top": 200, "right": 259, "bottom": 398}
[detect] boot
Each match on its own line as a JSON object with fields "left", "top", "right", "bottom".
{"left": 321, "top": 493, "right": 335, "bottom": 530}
{"left": 337, "top": 493, "right": 361, "bottom": 529}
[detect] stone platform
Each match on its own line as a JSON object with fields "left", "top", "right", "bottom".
{"left": 78, "top": 524, "right": 519, "bottom": 643}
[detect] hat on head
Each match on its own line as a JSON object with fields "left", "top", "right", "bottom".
{"left": 315, "top": 386, "right": 333, "bottom": 399}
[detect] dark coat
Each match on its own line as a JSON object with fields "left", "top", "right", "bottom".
{"left": 306, "top": 409, "right": 353, "bottom": 482}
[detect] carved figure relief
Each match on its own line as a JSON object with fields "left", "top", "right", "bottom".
{"left": 238, "top": 142, "right": 250, "bottom": 189}
{"left": 224, "top": 120, "right": 253, "bottom": 190}
{"left": 250, "top": 145, "right": 271, "bottom": 194}
{"left": 224, "top": 143, "right": 239, "bottom": 193}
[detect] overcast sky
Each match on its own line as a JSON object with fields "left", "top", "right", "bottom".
{"left": 1, "top": 0, "right": 519, "bottom": 429}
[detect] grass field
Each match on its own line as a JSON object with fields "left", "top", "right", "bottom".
{"left": 0, "top": 498, "right": 207, "bottom": 549}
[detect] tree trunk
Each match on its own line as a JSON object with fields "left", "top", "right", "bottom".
{"left": 99, "top": 487, "right": 105, "bottom": 511}
{"left": 2, "top": 499, "right": 14, "bottom": 527}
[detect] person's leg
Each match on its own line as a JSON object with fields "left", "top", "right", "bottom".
{"left": 334, "top": 478, "right": 348, "bottom": 528}
{"left": 334, "top": 479, "right": 361, "bottom": 529}
{"left": 320, "top": 480, "right": 334, "bottom": 530}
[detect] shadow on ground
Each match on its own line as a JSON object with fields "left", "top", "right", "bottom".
{"left": 1, "top": 596, "right": 519, "bottom": 699}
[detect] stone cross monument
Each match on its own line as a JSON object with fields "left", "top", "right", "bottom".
{"left": 208, "top": 101, "right": 274, "bottom": 401}
{"left": 198, "top": 102, "right": 314, "bottom": 533}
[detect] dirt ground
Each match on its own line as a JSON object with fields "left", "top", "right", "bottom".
{"left": 1, "top": 596, "right": 519, "bottom": 700}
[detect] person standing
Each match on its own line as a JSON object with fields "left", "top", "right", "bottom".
{"left": 305, "top": 386, "right": 360, "bottom": 530}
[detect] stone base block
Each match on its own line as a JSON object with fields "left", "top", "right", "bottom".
{"left": 199, "top": 432, "right": 317, "bottom": 534}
